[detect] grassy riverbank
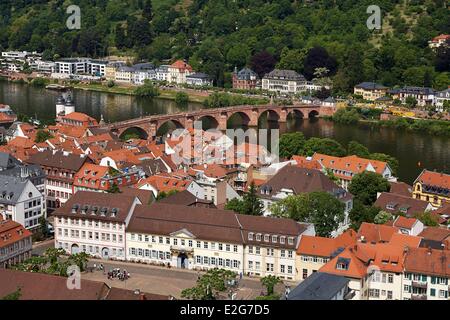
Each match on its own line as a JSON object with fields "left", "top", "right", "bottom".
{"left": 330, "top": 108, "right": 450, "bottom": 137}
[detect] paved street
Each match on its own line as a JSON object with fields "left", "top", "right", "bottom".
{"left": 31, "top": 238, "right": 55, "bottom": 256}
{"left": 82, "top": 259, "right": 292, "bottom": 299}
{"left": 31, "top": 240, "right": 293, "bottom": 299}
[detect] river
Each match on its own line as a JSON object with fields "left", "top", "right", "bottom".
{"left": 0, "top": 81, "right": 449, "bottom": 184}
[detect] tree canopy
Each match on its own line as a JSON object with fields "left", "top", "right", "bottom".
{"left": 348, "top": 172, "right": 391, "bottom": 206}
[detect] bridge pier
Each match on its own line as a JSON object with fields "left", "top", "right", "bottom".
{"left": 148, "top": 122, "right": 157, "bottom": 138}
{"left": 218, "top": 113, "right": 228, "bottom": 131}
{"left": 248, "top": 109, "right": 259, "bottom": 127}
{"left": 279, "top": 109, "right": 288, "bottom": 122}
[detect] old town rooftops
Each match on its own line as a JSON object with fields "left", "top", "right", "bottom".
{"left": 52, "top": 191, "right": 139, "bottom": 222}
{"left": 374, "top": 192, "right": 431, "bottom": 217}
{"left": 26, "top": 150, "right": 90, "bottom": 171}
{"left": 404, "top": 247, "right": 450, "bottom": 277}
{"left": 311, "top": 153, "right": 389, "bottom": 178}
{"left": 127, "top": 203, "right": 310, "bottom": 248}
{"left": 296, "top": 230, "right": 357, "bottom": 257}
{"left": 414, "top": 169, "right": 450, "bottom": 191}
{"left": 0, "top": 219, "right": 32, "bottom": 249}
{"left": 260, "top": 165, "right": 350, "bottom": 200}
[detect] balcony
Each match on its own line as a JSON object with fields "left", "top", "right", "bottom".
{"left": 412, "top": 281, "right": 428, "bottom": 289}
{"left": 411, "top": 294, "right": 427, "bottom": 300}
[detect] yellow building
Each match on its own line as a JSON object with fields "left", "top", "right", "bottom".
{"left": 412, "top": 169, "right": 450, "bottom": 208}
{"left": 354, "top": 82, "right": 388, "bottom": 101}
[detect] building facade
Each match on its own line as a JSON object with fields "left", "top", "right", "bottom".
{"left": 0, "top": 219, "right": 32, "bottom": 268}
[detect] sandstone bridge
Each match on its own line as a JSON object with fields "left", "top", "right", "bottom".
{"left": 102, "top": 104, "right": 333, "bottom": 139}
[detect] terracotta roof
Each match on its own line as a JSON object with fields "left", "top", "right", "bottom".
{"left": 52, "top": 190, "right": 138, "bottom": 223}
{"left": 404, "top": 247, "right": 450, "bottom": 277}
{"left": 101, "top": 149, "right": 141, "bottom": 167}
{"left": 357, "top": 222, "right": 399, "bottom": 244}
{"left": 319, "top": 246, "right": 368, "bottom": 279}
{"left": 418, "top": 227, "right": 450, "bottom": 242}
{"left": 136, "top": 175, "right": 192, "bottom": 194}
{"left": 374, "top": 192, "right": 430, "bottom": 217}
{"left": 8, "top": 137, "right": 35, "bottom": 149}
{"left": 192, "top": 164, "right": 229, "bottom": 179}
{"left": 392, "top": 216, "right": 419, "bottom": 230}
{"left": 389, "top": 233, "right": 422, "bottom": 248}
{"left": 415, "top": 169, "right": 450, "bottom": 190}
{"left": 292, "top": 155, "right": 323, "bottom": 170}
{"left": 389, "top": 181, "right": 413, "bottom": 197}
{"left": 312, "top": 153, "right": 388, "bottom": 180}
{"left": 297, "top": 230, "right": 357, "bottom": 257}
{"left": 61, "top": 112, "right": 97, "bottom": 124}
{"left": 431, "top": 34, "right": 450, "bottom": 42}
{"left": 170, "top": 60, "right": 193, "bottom": 72}
{"left": 73, "top": 164, "right": 110, "bottom": 190}
{"left": 106, "top": 287, "right": 169, "bottom": 300}
{"left": 0, "top": 220, "right": 32, "bottom": 249}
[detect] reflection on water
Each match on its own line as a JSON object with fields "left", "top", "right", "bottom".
{"left": 1, "top": 81, "right": 449, "bottom": 184}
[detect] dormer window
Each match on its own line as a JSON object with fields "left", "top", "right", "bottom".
{"left": 288, "top": 237, "right": 294, "bottom": 245}
{"left": 280, "top": 236, "right": 285, "bottom": 244}
{"left": 111, "top": 208, "right": 118, "bottom": 217}
{"left": 264, "top": 234, "right": 270, "bottom": 242}
{"left": 248, "top": 233, "right": 253, "bottom": 241}
{"left": 256, "top": 233, "right": 261, "bottom": 241}
{"left": 272, "top": 235, "right": 277, "bottom": 243}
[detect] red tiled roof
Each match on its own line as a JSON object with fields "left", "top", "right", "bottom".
{"left": 357, "top": 222, "right": 399, "bottom": 244}
{"left": 0, "top": 220, "right": 32, "bottom": 249}
{"left": 415, "top": 169, "right": 450, "bottom": 190}
{"left": 404, "top": 247, "right": 450, "bottom": 277}
{"left": 392, "top": 216, "right": 419, "bottom": 230}
{"left": 292, "top": 155, "right": 323, "bottom": 170}
{"left": 312, "top": 153, "right": 388, "bottom": 180}
{"left": 136, "top": 175, "right": 192, "bottom": 194}
{"left": 170, "top": 60, "right": 193, "bottom": 72}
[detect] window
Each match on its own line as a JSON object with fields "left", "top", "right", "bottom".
{"left": 288, "top": 237, "right": 294, "bottom": 245}
{"left": 248, "top": 261, "right": 253, "bottom": 270}
{"left": 255, "top": 247, "right": 260, "bottom": 255}
{"left": 233, "top": 245, "right": 238, "bottom": 253}
{"left": 256, "top": 234, "right": 261, "bottom": 241}
{"left": 188, "top": 240, "right": 193, "bottom": 247}
{"left": 248, "top": 233, "right": 253, "bottom": 241}
{"left": 430, "top": 289, "right": 436, "bottom": 297}
{"left": 266, "top": 248, "right": 274, "bottom": 256}
{"left": 388, "top": 274, "right": 394, "bottom": 284}
{"left": 264, "top": 234, "right": 270, "bottom": 242}
{"left": 280, "top": 236, "right": 285, "bottom": 244}
{"left": 248, "top": 246, "right": 253, "bottom": 254}
{"left": 255, "top": 262, "right": 260, "bottom": 270}
{"left": 272, "top": 235, "right": 277, "bottom": 243}
{"left": 439, "top": 290, "right": 448, "bottom": 299}
{"left": 266, "top": 263, "right": 274, "bottom": 272}
{"left": 288, "top": 251, "right": 293, "bottom": 258}
{"left": 280, "top": 265, "right": 285, "bottom": 273}
{"left": 287, "top": 266, "right": 293, "bottom": 274}
{"left": 197, "top": 241, "right": 201, "bottom": 248}
{"left": 280, "top": 250, "right": 285, "bottom": 258}
{"left": 226, "top": 244, "right": 230, "bottom": 252}
{"left": 303, "top": 269, "right": 308, "bottom": 279}
{"left": 203, "top": 242, "right": 208, "bottom": 249}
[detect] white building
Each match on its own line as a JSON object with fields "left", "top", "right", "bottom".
{"left": 262, "top": 69, "right": 307, "bottom": 95}
{"left": 0, "top": 175, "right": 46, "bottom": 231}
{"left": 435, "top": 88, "right": 450, "bottom": 112}
{"left": 53, "top": 191, "right": 142, "bottom": 260}
{"left": 126, "top": 202, "right": 314, "bottom": 280}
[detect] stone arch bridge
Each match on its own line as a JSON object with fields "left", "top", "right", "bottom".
{"left": 102, "top": 104, "right": 330, "bottom": 139}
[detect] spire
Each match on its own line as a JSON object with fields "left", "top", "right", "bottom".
{"left": 99, "top": 114, "right": 105, "bottom": 125}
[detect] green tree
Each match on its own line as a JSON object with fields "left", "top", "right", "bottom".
{"left": 241, "top": 182, "right": 264, "bottom": 216}
{"left": 134, "top": 80, "right": 160, "bottom": 98}
{"left": 270, "top": 192, "right": 345, "bottom": 237}
{"left": 35, "top": 129, "right": 53, "bottom": 143}
{"left": 175, "top": 92, "right": 189, "bottom": 107}
{"left": 156, "top": 190, "right": 179, "bottom": 201}
{"left": 181, "top": 269, "right": 237, "bottom": 300}
{"left": 349, "top": 200, "right": 380, "bottom": 230}
{"left": 332, "top": 108, "right": 360, "bottom": 125}
{"left": 405, "top": 96, "right": 418, "bottom": 109}
{"left": 68, "top": 252, "right": 89, "bottom": 272}
{"left": 348, "top": 172, "right": 391, "bottom": 206}
{"left": 374, "top": 210, "right": 393, "bottom": 224}
{"left": 260, "top": 275, "right": 281, "bottom": 296}
{"left": 304, "top": 138, "right": 346, "bottom": 157}
{"left": 279, "top": 132, "right": 306, "bottom": 159}
{"left": 415, "top": 211, "right": 439, "bottom": 227}
{"left": 224, "top": 198, "right": 245, "bottom": 213}
{"left": 347, "top": 141, "right": 370, "bottom": 158}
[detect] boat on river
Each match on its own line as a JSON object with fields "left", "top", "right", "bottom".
{"left": 45, "top": 84, "right": 68, "bottom": 91}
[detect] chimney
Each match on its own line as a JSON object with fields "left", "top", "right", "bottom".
{"left": 427, "top": 246, "right": 432, "bottom": 255}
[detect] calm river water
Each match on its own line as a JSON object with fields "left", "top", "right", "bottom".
{"left": 0, "top": 81, "right": 448, "bottom": 184}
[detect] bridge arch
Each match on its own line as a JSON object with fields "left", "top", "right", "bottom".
{"left": 287, "top": 109, "right": 305, "bottom": 120}
{"left": 118, "top": 126, "right": 149, "bottom": 140}
{"left": 196, "top": 115, "right": 220, "bottom": 130}
{"left": 227, "top": 111, "right": 251, "bottom": 128}
{"left": 308, "top": 109, "right": 320, "bottom": 118}
{"left": 157, "top": 119, "right": 185, "bottom": 137}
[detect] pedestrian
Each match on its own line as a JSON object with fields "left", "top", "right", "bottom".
{"left": 239, "top": 272, "right": 243, "bottom": 280}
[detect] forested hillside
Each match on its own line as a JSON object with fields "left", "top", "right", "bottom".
{"left": 0, "top": 0, "right": 448, "bottom": 92}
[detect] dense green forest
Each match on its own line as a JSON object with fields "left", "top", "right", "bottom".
{"left": 0, "top": 0, "right": 448, "bottom": 91}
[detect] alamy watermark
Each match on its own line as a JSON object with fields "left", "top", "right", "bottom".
{"left": 366, "top": 5, "right": 382, "bottom": 30}
{"left": 66, "top": 5, "right": 81, "bottom": 30}
{"left": 66, "top": 265, "right": 81, "bottom": 290}
{"left": 169, "top": 121, "right": 279, "bottom": 169}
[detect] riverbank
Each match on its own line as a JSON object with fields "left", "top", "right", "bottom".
{"left": 330, "top": 108, "right": 450, "bottom": 137}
